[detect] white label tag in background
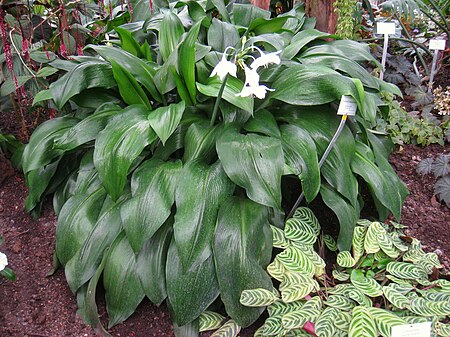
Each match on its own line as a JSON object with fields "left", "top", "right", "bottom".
{"left": 377, "top": 22, "right": 396, "bottom": 35}
{"left": 391, "top": 322, "right": 432, "bottom": 337}
{"left": 429, "top": 39, "right": 446, "bottom": 50}
{"left": 337, "top": 95, "right": 357, "bottom": 116}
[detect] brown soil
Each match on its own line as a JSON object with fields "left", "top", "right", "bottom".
{"left": 0, "top": 136, "right": 449, "bottom": 336}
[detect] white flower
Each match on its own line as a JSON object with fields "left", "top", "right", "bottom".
{"left": 237, "top": 84, "right": 274, "bottom": 99}
{"left": 243, "top": 66, "right": 260, "bottom": 87}
{"left": 0, "top": 252, "right": 8, "bottom": 272}
{"left": 250, "top": 49, "right": 281, "bottom": 69}
{"left": 210, "top": 53, "right": 237, "bottom": 81}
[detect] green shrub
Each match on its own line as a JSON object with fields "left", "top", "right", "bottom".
{"left": 22, "top": 1, "right": 408, "bottom": 334}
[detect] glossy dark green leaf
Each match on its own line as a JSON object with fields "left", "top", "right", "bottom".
{"left": 110, "top": 59, "right": 152, "bottom": 109}
{"left": 197, "top": 76, "right": 253, "bottom": 114}
{"left": 22, "top": 116, "right": 79, "bottom": 174}
{"left": 216, "top": 126, "right": 283, "bottom": 209}
{"left": 49, "top": 61, "right": 115, "bottom": 109}
{"left": 94, "top": 105, "right": 156, "bottom": 201}
{"left": 173, "top": 319, "right": 200, "bottom": 337}
{"left": 148, "top": 101, "right": 185, "bottom": 145}
{"left": 159, "top": 11, "right": 185, "bottom": 62}
{"left": 283, "top": 29, "right": 334, "bottom": 60}
{"left": 71, "top": 88, "right": 121, "bottom": 109}
{"left": 248, "top": 17, "right": 289, "bottom": 35}
{"left": 122, "top": 159, "right": 181, "bottom": 253}
{"left": 0, "top": 75, "right": 33, "bottom": 96}
{"left": 179, "top": 20, "right": 202, "bottom": 104}
{"left": 243, "top": 109, "right": 280, "bottom": 138}
{"left": 280, "top": 124, "right": 320, "bottom": 202}
{"left": 211, "top": 0, "right": 230, "bottom": 22}
{"left": 320, "top": 183, "right": 358, "bottom": 251}
{"left": 54, "top": 103, "right": 121, "bottom": 151}
{"left": 56, "top": 188, "right": 107, "bottom": 265}
{"left": 232, "top": 3, "right": 270, "bottom": 27}
{"left": 173, "top": 160, "right": 234, "bottom": 270}
{"left": 104, "top": 232, "right": 145, "bottom": 328}
{"left": 115, "top": 26, "right": 143, "bottom": 58}
{"left": 183, "top": 121, "right": 220, "bottom": 163}
{"left": 88, "top": 45, "right": 162, "bottom": 102}
{"left": 25, "top": 160, "right": 60, "bottom": 213}
{"left": 154, "top": 50, "right": 177, "bottom": 95}
{"left": 65, "top": 198, "right": 124, "bottom": 292}
{"left": 136, "top": 217, "right": 173, "bottom": 305}
{"left": 166, "top": 238, "right": 219, "bottom": 326}
{"left": 207, "top": 18, "right": 240, "bottom": 52}
{"left": 214, "top": 197, "right": 273, "bottom": 327}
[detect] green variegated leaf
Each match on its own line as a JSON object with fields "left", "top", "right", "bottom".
{"left": 352, "top": 225, "right": 367, "bottom": 261}
{"left": 210, "top": 319, "right": 241, "bottom": 337}
{"left": 315, "top": 307, "right": 340, "bottom": 337}
{"left": 325, "top": 294, "right": 356, "bottom": 310}
{"left": 271, "top": 225, "right": 290, "bottom": 249}
{"left": 263, "top": 315, "right": 285, "bottom": 336}
{"left": 389, "top": 283, "right": 414, "bottom": 295}
{"left": 367, "top": 307, "right": 407, "bottom": 337}
{"left": 435, "top": 279, "right": 450, "bottom": 292}
{"left": 276, "top": 245, "right": 315, "bottom": 277}
{"left": 281, "top": 310, "right": 310, "bottom": 330}
{"left": 240, "top": 288, "right": 279, "bottom": 307}
{"left": 267, "top": 258, "right": 286, "bottom": 282}
{"left": 386, "top": 262, "right": 428, "bottom": 280}
{"left": 268, "top": 300, "right": 305, "bottom": 317}
{"left": 280, "top": 272, "right": 316, "bottom": 302}
{"left": 199, "top": 311, "right": 225, "bottom": 332}
{"left": 335, "top": 311, "right": 351, "bottom": 330}
{"left": 284, "top": 330, "right": 316, "bottom": 337}
{"left": 349, "top": 306, "right": 377, "bottom": 337}
{"left": 323, "top": 234, "right": 337, "bottom": 251}
{"left": 390, "top": 232, "right": 409, "bottom": 252}
{"left": 301, "top": 297, "right": 323, "bottom": 313}
{"left": 417, "top": 253, "right": 442, "bottom": 273}
{"left": 382, "top": 286, "right": 410, "bottom": 309}
{"left": 351, "top": 270, "right": 383, "bottom": 297}
{"left": 430, "top": 301, "right": 450, "bottom": 316}
{"left": 403, "top": 238, "right": 426, "bottom": 263}
{"left": 333, "top": 270, "right": 350, "bottom": 281}
{"left": 407, "top": 298, "right": 450, "bottom": 316}
{"left": 435, "top": 322, "right": 450, "bottom": 337}
{"left": 420, "top": 290, "right": 450, "bottom": 302}
{"left": 292, "top": 243, "right": 325, "bottom": 276}
{"left": 337, "top": 251, "right": 356, "bottom": 268}
{"left": 386, "top": 275, "right": 414, "bottom": 286}
{"left": 292, "top": 207, "right": 321, "bottom": 235}
{"left": 284, "top": 218, "right": 317, "bottom": 245}
{"left": 364, "top": 222, "right": 383, "bottom": 254}
{"left": 377, "top": 228, "right": 399, "bottom": 259}
{"left": 329, "top": 284, "right": 373, "bottom": 306}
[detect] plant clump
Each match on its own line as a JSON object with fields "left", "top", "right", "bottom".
{"left": 417, "top": 154, "right": 450, "bottom": 207}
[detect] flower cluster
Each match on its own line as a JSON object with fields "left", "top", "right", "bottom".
{"left": 210, "top": 47, "right": 281, "bottom": 99}
{"left": 433, "top": 86, "right": 450, "bottom": 116}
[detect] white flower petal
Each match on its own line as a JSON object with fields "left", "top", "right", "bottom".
{"left": 210, "top": 54, "right": 237, "bottom": 81}
{"left": 243, "top": 66, "right": 260, "bottom": 87}
{"left": 236, "top": 84, "right": 274, "bottom": 99}
{"left": 250, "top": 50, "right": 281, "bottom": 69}
{"left": 236, "top": 86, "right": 254, "bottom": 97}
{"left": 0, "top": 252, "right": 8, "bottom": 272}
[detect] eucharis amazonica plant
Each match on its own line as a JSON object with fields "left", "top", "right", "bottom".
{"left": 21, "top": 0, "right": 408, "bottom": 335}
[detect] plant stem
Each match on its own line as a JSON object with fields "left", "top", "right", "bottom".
{"left": 210, "top": 74, "right": 228, "bottom": 127}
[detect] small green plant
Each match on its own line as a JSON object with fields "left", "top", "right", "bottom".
{"left": 334, "top": 0, "right": 358, "bottom": 39}
{"left": 199, "top": 208, "right": 450, "bottom": 337}
{"left": 0, "top": 236, "right": 16, "bottom": 282}
{"left": 417, "top": 154, "right": 450, "bottom": 207}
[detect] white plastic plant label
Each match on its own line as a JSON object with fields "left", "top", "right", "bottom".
{"left": 337, "top": 95, "right": 357, "bottom": 116}
{"left": 429, "top": 39, "right": 446, "bottom": 50}
{"left": 377, "top": 22, "right": 396, "bottom": 35}
{"left": 391, "top": 322, "right": 432, "bottom": 337}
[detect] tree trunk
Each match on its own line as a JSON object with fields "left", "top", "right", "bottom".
{"left": 305, "top": 0, "right": 338, "bottom": 34}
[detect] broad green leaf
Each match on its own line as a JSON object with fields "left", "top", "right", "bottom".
{"left": 337, "top": 251, "right": 356, "bottom": 268}
{"left": 350, "top": 269, "right": 383, "bottom": 297}
{"left": 210, "top": 320, "right": 241, "bottom": 337}
{"left": 65, "top": 198, "right": 124, "bottom": 292}
{"left": 281, "top": 310, "right": 310, "bottom": 330}
{"left": 54, "top": 103, "right": 121, "bottom": 151}
{"left": 352, "top": 225, "right": 367, "bottom": 260}
{"left": 199, "top": 311, "right": 225, "bottom": 332}
{"left": 214, "top": 197, "right": 273, "bottom": 327}
{"left": 25, "top": 161, "right": 59, "bottom": 213}
{"left": 386, "top": 262, "right": 428, "bottom": 280}
{"left": 232, "top": 3, "right": 270, "bottom": 27}
{"left": 283, "top": 29, "right": 334, "bottom": 60}
{"left": 280, "top": 124, "right": 320, "bottom": 202}
{"left": 217, "top": 126, "right": 283, "bottom": 209}
{"left": 349, "top": 306, "right": 377, "bottom": 337}
{"left": 268, "top": 300, "right": 306, "bottom": 317}
{"left": 0, "top": 75, "right": 33, "bottom": 96}
{"left": 32, "top": 89, "right": 53, "bottom": 105}
{"left": 94, "top": 105, "right": 156, "bottom": 201}
{"left": 211, "top": 0, "right": 231, "bottom": 22}
{"left": 267, "top": 258, "right": 287, "bottom": 282}
{"left": 382, "top": 285, "right": 409, "bottom": 309}
{"left": 320, "top": 183, "right": 358, "bottom": 251}
{"left": 159, "top": 11, "right": 184, "bottom": 62}
{"left": 110, "top": 59, "right": 152, "bottom": 108}
{"left": 367, "top": 307, "right": 407, "bottom": 337}
{"left": 240, "top": 288, "right": 278, "bottom": 307}
{"left": 166, "top": 238, "right": 219, "bottom": 326}
{"left": 56, "top": 188, "right": 107, "bottom": 265}
{"left": 22, "top": 117, "right": 79, "bottom": 174}
{"left": 364, "top": 221, "right": 383, "bottom": 254}
{"left": 408, "top": 297, "right": 450, "bottom": 316}
{"left": 103, "top": 232, "right": 145, "bottom": 328}
{"left": 179, "top": 20, "right": 202, "bottom": 104}
{"left": 49, "top": 61, "right": 115, "bottom": 109}
{"left": 174, "top": 161, "right": 234, "bottom": 270}
{"left": 135, "top": 217, "right": 173, "bottom": 305}
{"left": 271, "top": 64, "right": 364, "bottom": 112}
{"left": 244, "top": 109, "right": 280, "bottom": 138}
{"left": 148, "top": 101, "right": 185, "bottom": 145}
{"left": 197, "top": 76, "right": 254, "bottom": 113}
{"left": 115, "top": 26, "right": 144, "bottom": 58}
{"left": 122, "top": 159, "right": 181, "bottom": 253}
{"left": 183, "top": 121, "right": 220, "bottom": 163}
{"left": 276, "top": 245, "right": 315, "bottom": 277}
{"left": 248, "top": 17, "right": 289, "bottom": 35}
{"left": 262, "top": 315, "right": 286, "bottom": 336}
{"left": 207, "top": 18, "right": 240, "bottom": 52}
{"left": 325, "top": 294, "right": 356, "bottom": 310}
{"left": 280, "top": 272, "right": 317, "bottom": 302}
{"left": 315, "top": 307, "right": 340, "bottom": 337}
{"left": 87, "top": 45, "right": 162, "bottom": 102}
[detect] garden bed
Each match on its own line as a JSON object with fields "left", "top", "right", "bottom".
{"left": 0, "top": 143, "right": 448, "bottom": 337}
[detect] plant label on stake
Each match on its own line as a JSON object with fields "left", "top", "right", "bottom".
{"left": 391, "top": 322, "right": 432, "bottom": 337}
{"left": 337, "top": 95, "right": 357, "bottom": 116}
{"left": 376, "top": 22, "right": 396, "bottom": 81}
{"left": 428, "top": 39, "right": 446, "bottom": 91}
